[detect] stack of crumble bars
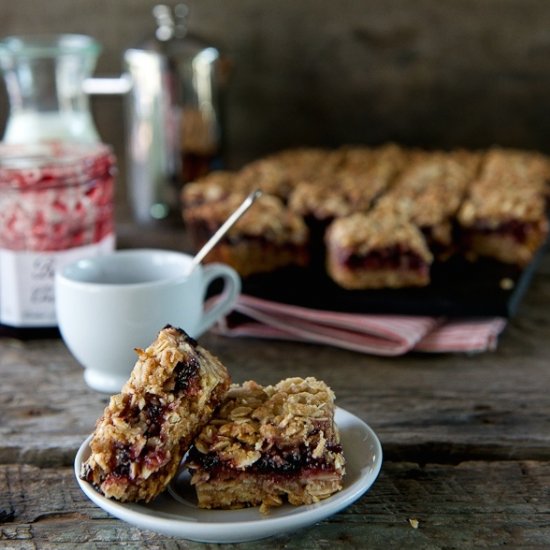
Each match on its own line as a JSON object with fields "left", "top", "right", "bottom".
{"left": 182, "top": 145, "right": 550, "bottom": 289}
{"left": 81, "top": 326, "right": 345, "bottom": 512}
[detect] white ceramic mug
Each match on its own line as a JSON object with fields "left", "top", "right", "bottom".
{"left": 55, "top": 248, "right": 240, "bottom": 393}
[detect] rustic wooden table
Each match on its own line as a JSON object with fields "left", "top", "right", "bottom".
{"left": 1, "top": 221, "right": 549, "bottom": 549}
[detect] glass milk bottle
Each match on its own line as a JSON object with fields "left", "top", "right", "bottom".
{"left": 0, "top": 34, "right": 101, "bottom": 144}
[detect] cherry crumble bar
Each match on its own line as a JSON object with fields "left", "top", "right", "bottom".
{"left": 183, "top": 192, "right": 310, "bottom": 276}
{"left": 80, "top": 325, "right": 231, "bottom": 503}
{"left": 457, "top": 148, "right": 550, "bottom": 266}
{"left": 184, "top": 377, "right": 346, "bottom": 513}
{"left": 372, "top": 151, "right": 481, "bottom": 255}
{"left": 325, "top": 212, "right": 434, "bottom": 289}
{"left": 288, "top": 144, "right": 407, "bottom": 223}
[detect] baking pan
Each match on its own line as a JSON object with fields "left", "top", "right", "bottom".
{"left": 241, "top": 247, "right": 547, "bottom": 318}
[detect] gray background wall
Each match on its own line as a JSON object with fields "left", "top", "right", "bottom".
{"left": 2, "top": 0, "right": 550, "bottom": 202}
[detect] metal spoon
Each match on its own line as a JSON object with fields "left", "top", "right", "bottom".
{"left": 188, "top": 189, "right": 262, "bottom": 272}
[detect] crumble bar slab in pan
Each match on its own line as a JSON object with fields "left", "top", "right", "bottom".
{"left": 181, "top": 144, "right": 550, "bottom": 287}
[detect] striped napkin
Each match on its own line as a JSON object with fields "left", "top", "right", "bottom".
{"left": 214, "top": 294, "right": 507, "bottom": 356}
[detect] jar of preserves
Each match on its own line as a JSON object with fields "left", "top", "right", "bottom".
{"left": 0, "top": 142, "right": 116, "bottom": 336}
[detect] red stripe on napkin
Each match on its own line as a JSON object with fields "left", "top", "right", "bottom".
{"left": 414, "top": 317, "right": 507, "bottom": 352}
{"left": 213, "top": 294, "right": 507, "bottom": 355}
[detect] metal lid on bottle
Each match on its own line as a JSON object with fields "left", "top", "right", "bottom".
{"left": 128, "top": 3, "right": 221, "bottom": 61}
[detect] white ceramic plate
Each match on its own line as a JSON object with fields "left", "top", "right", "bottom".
{"left": 74, "top": 407, "right": 383, "bottom": 543}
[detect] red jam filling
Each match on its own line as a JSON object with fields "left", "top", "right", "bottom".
{"left": 340, "top": 245, "right": 427, "bottom": 272}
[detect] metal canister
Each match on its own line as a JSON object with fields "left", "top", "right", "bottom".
{"left": 124, "top": 4, "right": 229, "bottom": 224}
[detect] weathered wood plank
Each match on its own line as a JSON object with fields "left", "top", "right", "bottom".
{"left": 1, "top": 461, "right": 548, "bottom": 549}
{"left": 2, "top": 296, "right": 550, "bottom": 469}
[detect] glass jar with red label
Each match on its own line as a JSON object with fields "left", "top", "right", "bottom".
{"left": 0, "top": 142, "right": 116, "bottom": 336}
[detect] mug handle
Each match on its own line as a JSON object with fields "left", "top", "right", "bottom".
{"left": 196, "top": 263, "right": 241, "bottom": 336}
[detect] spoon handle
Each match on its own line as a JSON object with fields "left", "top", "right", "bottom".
{"left": 189, "top": 189, "right": 262, "bottom": 271}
